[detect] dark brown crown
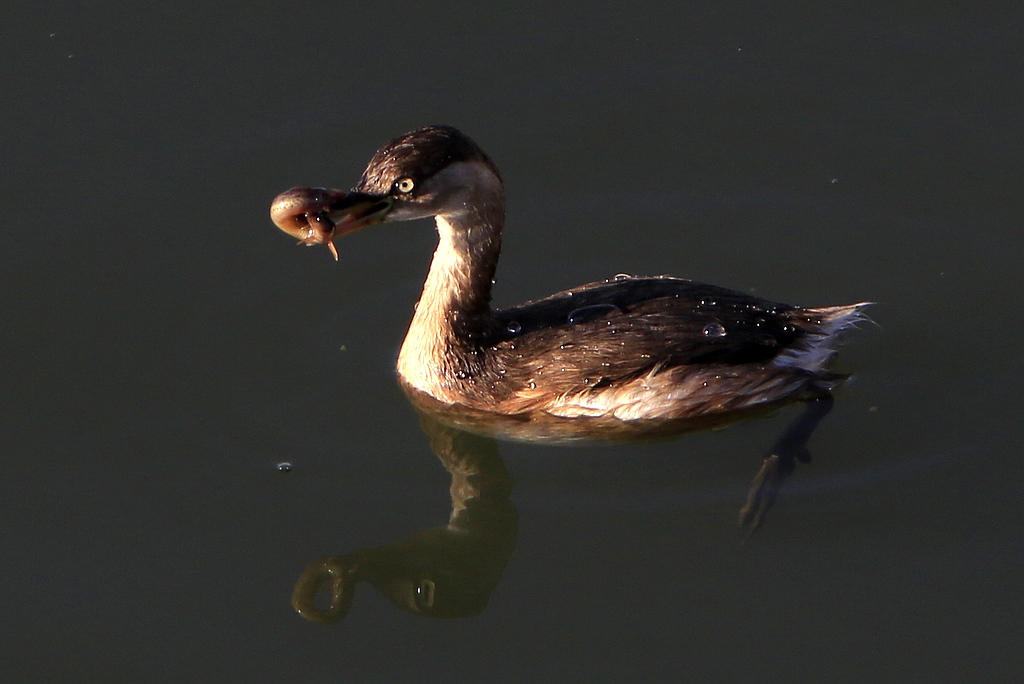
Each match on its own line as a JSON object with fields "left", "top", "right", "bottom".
{"left": 355, "top": 125, "right": 500, "bottom": 194}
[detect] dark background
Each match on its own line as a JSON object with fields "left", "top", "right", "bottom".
{"left": 2, "top": 3, "right": 1020, "bottom": 681}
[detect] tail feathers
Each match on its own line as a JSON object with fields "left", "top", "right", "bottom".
{"left": 807, "top": 302, "right": 874, "bottom": 331}
{"left": 773, "top": 302, "right": 873, "bottom": 374}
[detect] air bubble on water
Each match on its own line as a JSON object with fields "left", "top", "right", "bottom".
{"left": 703, "top": 323, "right": 726, "bottom": 337}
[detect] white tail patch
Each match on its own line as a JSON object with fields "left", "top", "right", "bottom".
{"left": 771, "top": 302, "right": 873, "bottom": 373}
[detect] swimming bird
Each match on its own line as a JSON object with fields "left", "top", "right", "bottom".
{"left": 271, "top": 125, "right": 868, "bottom": 425}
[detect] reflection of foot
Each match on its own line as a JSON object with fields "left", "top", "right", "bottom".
{"left": 739, "top": 451, "right": 799, "bottom": 534}
{"left": 738, "top": 394, "right": 834, "bottom": 535}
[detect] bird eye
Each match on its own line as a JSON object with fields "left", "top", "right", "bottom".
{"left": 394, "top": 177, "right": 415, "bottom": 194}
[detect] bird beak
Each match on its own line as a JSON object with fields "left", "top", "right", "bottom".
{"left": 270, "top": 187, "right": 394, "bottom": 261}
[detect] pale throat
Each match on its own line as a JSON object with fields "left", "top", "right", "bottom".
{"left": 396, "top": 177, "right": 505, "bottom": 398}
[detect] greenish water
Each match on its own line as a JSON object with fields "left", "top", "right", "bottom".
{"left": 2, "top": 3, "right": 1020, "bottom": 681}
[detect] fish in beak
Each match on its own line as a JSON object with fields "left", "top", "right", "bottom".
{"left": 270, "top": 187, "right": 394, "bottom": 260}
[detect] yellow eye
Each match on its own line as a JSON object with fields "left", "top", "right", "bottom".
{"left": 394, "top": 177, "right": 415, "bottom": 194}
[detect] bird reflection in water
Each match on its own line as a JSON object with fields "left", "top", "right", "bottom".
{"left": 292, "top": 409, "right": 516, "bottom": 622}
{"left": 277, "top": 126, "right": 869, "bottom": 623}
{"left": 291, "top": 389, "right": 835, "bottom": 624}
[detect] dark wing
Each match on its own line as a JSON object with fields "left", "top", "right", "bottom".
{"left": 482, "top": 275, "right": 802, "bottom": 395}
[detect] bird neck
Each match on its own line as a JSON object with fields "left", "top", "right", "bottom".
{"left": 397, "top": 197, "right": 504, "bottom": 399}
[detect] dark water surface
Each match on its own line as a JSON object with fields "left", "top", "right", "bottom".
{"left": 2, "top": 3, "right": 1020, "bottom": 682}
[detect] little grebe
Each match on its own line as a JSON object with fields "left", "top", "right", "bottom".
{"left": 271, "top": 125, "right": 868, "bottom": 422}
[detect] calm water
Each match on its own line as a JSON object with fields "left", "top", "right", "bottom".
{"left": 2, "top": 3, "right": 1021, "bottom": 682}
